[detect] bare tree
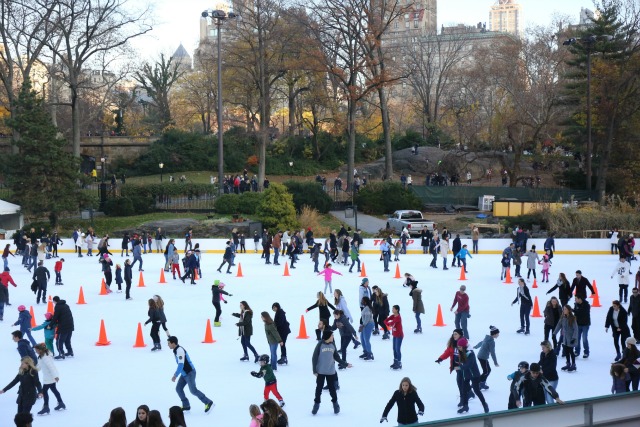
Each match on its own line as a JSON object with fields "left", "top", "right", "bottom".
{"left": 134, "top": 54, "right": 183, "bottom": 131}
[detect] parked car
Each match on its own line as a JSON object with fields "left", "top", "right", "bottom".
{"left": 386, "top": 210, "right": 436, "bottom": 236}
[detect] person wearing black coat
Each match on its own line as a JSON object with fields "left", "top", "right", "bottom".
{"left": 145, "top": 298, "right": 166, "bottom": 351}
{"left": 451, "top": 235, "right": 462, "bottom": 267}
{"left": 32, "top": 261, "right": 50, "bottom": 304}
{"left": 48, "top": 297, "right": 74, "bottom": 360}
{"left": 307, "top": 293, "right": 336, "bottom": 340}
{"left": 514, "top": 363, "right": 563, "bottom": 407}
{"left": 420, "top": 227, "right": 431, "bottom": 254}
{"left": 573, "top": 296, "right": 591, "bottom": 358}
{"left": 570, "top": 271, "right": 595, "bottom": 299}
{"left": 543, "top": 298, "right": 562, "bottom": 349}
{"left": 539, "top": 341, "right": 559, "bottom": 404}
{"left": 512, "top": 278, "right": 532, "bottom": 334}
{"left": 211, "top": 280, "right": 232, "bottom": 326}
{"left": 547, "top": 273, "right": 572, "bottom": 307}
{"left": 124, "top": 259, "right": 133, "bottom": 300}
{"left": 272, "top": 303, "right": 291, "bottom": 365}
{"left": 629, "top": 288, "right": 640, "bottom": 340}
{"left": 0, "top": 356, "right": 42, "bottom": 414}
{"left": 605, "top": 300, "right": 631, "bottom": 361}
{"left": 216, "top": 242, "right": 233, "bottom": 274}
{"left": 380, "top": 377, "right": 425, "bottom": 424}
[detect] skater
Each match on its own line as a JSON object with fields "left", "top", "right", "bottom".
{"left": 474, "top": 326, "right": 499, "bottom": 390}
{"left": 612, "top": 256, "right": 632, "bottom": 303}
{"left": 610, "top": 364, "right": 629, "bottom": 394}
{"left": 0, "top": 356, "right": 42, "bottom": 414}
{"left": 124, "top": 259, "right": 133, "bottom": 300}
{"left": 574, "top": 295, "right": 591, "bottom": 358}
{"left": 261, "top": 399, "right": 288, "bottom": 426}
{"left": 0, "top": 266, "right": 17, "bottom": 311}
{"left": 547, "top": 273, "right": 572, "bottom": 307}
{"left": 513, "top": 248, "right": 523, "bottom": 278}
{"left": 621, "top": 337, "right": 640, "bottom": 390}
{"left": 167, "top": 336, "right": 214, "bottom": 413}
{"left": 380, "top": 377, "right": 424, "bottom": 424}
{"left": 306, "top": 292, "right": 336, "bottom": 340}
{"left": 12, "top": 330, "right": 38, "bottom": 363}
{"left": 171, "top": 250, "right": 181, "bottom": 280}
{"left": 333, "top": 289, "right": 353, "bottom": 322}
{"left": 512, "top": 278, "right": 532, "bottom": 335}
{"left": 115, "top": 264, "right": 123, "bottom": 293}
{"left": 272, "top": 303, "right": 291, "bottom": 365}
{"left": 261, "top": 312, "right": 283, "bottom": 371}
{"left": 168, "top": 406, "right": 187, "bottom": 427}
{"left": 359, "top": 278, "right": 373, "bottom": 313}
{"left": 311, "top": 243, "right": 322, "bottom": 272}
{"left": 34, "top": 343, "right": 65, "bottom": 415}
{"left": 380, "top": 239, "right": 391, "bottom": 272}
{"left": 251, "top": 355, "right": 285, "bottom": 406}
{"left": 31, "top": 313, "right": 56, "bottom": 356}
{"left": 128, "top": 404, "right": 149, "bottom": 427}
{"left": 457, "top": 244, "right": 472, "bottom": 273}
{"left": 372, "top": 285, "right": 390, "bottom": 339}
{"left": 331, "top": 309, "right": 360, "bottom": 362}
{"left": 348, "top": 241, "right": 361, "bottom": 273}
{"left": 525, "top": 246, "right": 540, "bottom": 280}
{"left": 233, "top": 301, "right": 260, "bottom": 363}
{"left": 429, "top": 235, "right": 440, "bottom": 268}
{"left": 440, "top": 236, "right": 450, "bottom": 270}
{"left": 385, "top": 305, "right": 404, "bottom": 370}
{"left": 451, "top": 285, "right": 470, "bottom": 339}
{"left": 630, "top": 288, "right": 640, "bottom": 340}
{"left": 605, "top": 300, "right": 631, "bottom": 362}
{"left": 508, "top": 361, "right": 529, "bottom": 409}
{"left": 554, "top": 305, "right": 578, "bottom": 372}
{"left": 501, "top": 253, "right": 511, "bottom": 281}
{"left": 513, "top": 363, "right": 563, "bottom": 407}
{"left": 32, "top": 261, "right": 50, "bottom": 304}
{"left": 435, "top": 329, "right": 474, "bottom": 406}
{"left": 248, "top": 404, "right": 262, "bottom": 427}
{"left": 121, "top": 232, "right": 130, "bottom": 257}
{"left": 311, "top": 329, "right": 351, "bottom": 415}
{"left": 539, "top": 254, "right": 551, "bottom": 283}
{"left": 184, "top": 229, "right": 193, "bottom": 253}
{"left": 2, "top": 243, "right": 15, "bottom": 270}
{"left": 403, "top": 272, "right": 417, "bottom": 288}
{"left": 409, "top": 281, "right": 424, "bottom": 333}
{"left": 393, "top": 240, "right": 401, "bottom": 262}
{"left": 543, "top": 297, "right": 562, "bottom": 349}
{"left": 180, "top": 251, "right": 198, "bottom": 284}
{"left": 100, "top": 254, "right": 114, "bottom": 292}
{"left": 570, "top": 270, "right": 596, "bottom": 299}
{"left": 14, "top": 305, "right": 37, "bottom": 346}
{"left": 359, "top": 296, "right": 375, "bottom": 360}
{"left": 472, "top": 226, "right": 479, "bottom": 254}
{"left": 131, "top": 241, "right": 144, "bottom": 272}
{"left": 451, "top": 234, "right": 461, "bottom": 267}
{"left": 53, "top": 258, "right": 64, "bottom": 285}
{"left": 155, "top": 227, "right": 164, "bottom": 253}
{"left": 539, "top": 340, "right": 559, "bottom": 404}
{"left": 48, "top": 296, "right": 74, "bottom": 360}
{"left": 216, "top": 241, "right": 233, "bottom": 274}
{"left": 211, "top": 280, "right": 232, "bottom": 326}
{"left": 317, "top": 263, "right": 342, "bottom": 295}
{"left": 456, "top": 337, "right": 489, "bottom": 414}
{"left": 145, "top": 298, "right": 166, "bottom": 351}
{"left": 153, "top": 295, "right": 170, "bottom": 338}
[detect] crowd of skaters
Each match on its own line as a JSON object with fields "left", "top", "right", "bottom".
{"left": 2, "top": 223, "right": 640, "bottom": 426}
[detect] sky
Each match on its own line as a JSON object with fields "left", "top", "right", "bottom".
{"left": 131, "top": 0, "right": 595, "bottom": 61}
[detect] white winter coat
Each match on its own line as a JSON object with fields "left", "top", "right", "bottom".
{"left": 39, "top": 354, "right": 59, "bottom": 384}
{"left": 440, "top": 240, "right": 450, "bottom": 257}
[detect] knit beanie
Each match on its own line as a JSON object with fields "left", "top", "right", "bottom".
{"left": 322, "top": 330, "right": 333, "bottom": 341}
{"left": 490, "top": 325, "right": 500, "bottom": 336}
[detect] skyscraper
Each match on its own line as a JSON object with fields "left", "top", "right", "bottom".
{"left": 489, "top": 0, "right": 522, "bottom": 37}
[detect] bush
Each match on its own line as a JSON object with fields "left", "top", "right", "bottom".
{"left": 297, "top": 206, "right": 330, "bottom": 237}
{"left": 284, "top": 181, "right": 333, "bottom": 213}
{"left": 256, "top": 183, "right": 298, "bottom": 230}
{"left": 103, "top": 197, "right": 135, "bottom": 216}
{"left": 214, "top": 192, "right": 263, "bottom": 214}
{"left": 355, "top": 182, "right": 423, "bottom": 215}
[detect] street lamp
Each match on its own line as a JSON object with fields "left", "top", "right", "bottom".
{"left": 289, "top": 161, "right": 293, "bottom": 180}
{"left": 159, "top": 162, "right": 164, "bottom": 183}
{"left": 99, "top": 157, "right": 107, "bottom": 211}
{"left": 563, "top": 34, "right": 613, "bottom": 192}
{"left": 202, "top": 9, "right": 239, "bottom": 196}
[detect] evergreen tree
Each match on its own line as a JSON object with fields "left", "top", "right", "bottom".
{"left": 5, "top": 79, "right": 87, "bottom": 226}
{"left": 256, "top": 183, "right": 298, "bottom": 230}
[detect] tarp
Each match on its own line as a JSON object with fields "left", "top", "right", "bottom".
{"left": 0, "top": 199, "right": 20, "bottom": 215}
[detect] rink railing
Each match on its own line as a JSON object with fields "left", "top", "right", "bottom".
{"left": 409, "top": 391, "right": 640, "bottom": 427}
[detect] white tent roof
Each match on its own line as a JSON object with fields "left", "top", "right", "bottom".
{"left": 0, "top": 199, "right": 21, "bottom": 215}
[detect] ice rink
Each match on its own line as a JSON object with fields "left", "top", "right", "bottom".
{"left": 0, "top": 242, "right": 632, "bottom": 426}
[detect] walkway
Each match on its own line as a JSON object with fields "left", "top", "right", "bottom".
{"left": 329, "top": 209, "right": 387, "bottom": 235}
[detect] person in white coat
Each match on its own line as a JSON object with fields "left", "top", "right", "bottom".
{"left": 611, "top": 256, "right": 632, "bottom": 303}
{"left": 440, "top": 237, "right": 451, "bottom": 270}
{"left": 34, "top": 343, "right": 65, "bottom": 415}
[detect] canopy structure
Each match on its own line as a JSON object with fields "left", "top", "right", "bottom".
{"left": 0, "top": 199, "right": 23, "bottom": 235}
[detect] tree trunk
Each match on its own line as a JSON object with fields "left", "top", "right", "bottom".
{"left": 71, "top": 91, "right": 81, "bottom": 157}
{"left": 347, "top": 98, "right": 356, "bottom": 192}
{"left": 378, "top": 85, "right": 393, "bottom": 180}
{"left": 596, "top": 117, "right": 616, "bottom": 202}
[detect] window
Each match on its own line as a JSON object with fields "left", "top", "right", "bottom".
{"left": 405, "top": 21, "right": 409, "bottom": 28}
{"left": 414, "top": 20, "right": 418, "bottom": 28}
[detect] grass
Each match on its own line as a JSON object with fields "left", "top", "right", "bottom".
{"left": 126, "top": 171, "right": 322, "bottom": 185}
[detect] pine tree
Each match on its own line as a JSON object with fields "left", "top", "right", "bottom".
{"left": 256, "top": 183, "right": 298, "bottom": 230}
{"left": 5, "top": 79, "right": 87, "bottom": 226}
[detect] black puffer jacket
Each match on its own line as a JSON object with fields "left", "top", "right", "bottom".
{"left": 48, "top": 300, "right": 74, "bottom": 333}
{"left": 382, "top": 389, "right": 425, "bottom": 424}
{"left": 2, "top": 370, "right": 42, "bottom": 407}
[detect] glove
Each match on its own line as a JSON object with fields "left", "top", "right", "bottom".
{"left": 229, "top": 294, "right": 233, "bottom": 296}
{"left": 418, "top": 411, "right": 424, "bottom": 416}
{"left": 380, "top": 417, "right": 387, "bottom": 423}
{"left": 250, "top": 371, "right": 260, "bottom": 377}
{"left": 223, "top": 300, "right": 228, "bottom": 304}
{"left": 435, "top": 358, "right": 443, "bottom": 364}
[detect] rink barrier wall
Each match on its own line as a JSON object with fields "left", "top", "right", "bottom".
{"left": 4, "top": 238, "right": 618, "bottom": 255}
{"left": 410, "top": 391, "right": 640, "bottom": 427}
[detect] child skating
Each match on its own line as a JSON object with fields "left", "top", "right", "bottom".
{"left": 31, "top": 313, "right": 56, "bottom": 356}
{"left": 501, "top": 253, "right": 510, "bottom": 281}
{"left": 53, "top": 259, "right": 64, "bottom": 285}
{"left": 317, "top": 263, "right": 342, "bottom": 294}
{"left": 538, "top": 254, "right": 551, "bottom": 283}
{"left": 251, "top": 354, "right": 285, "bottom": 407}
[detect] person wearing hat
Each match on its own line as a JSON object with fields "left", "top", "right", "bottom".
{"left": 435, "top": 329, "right": 475, "bottom": 405}
{"left": 621, "top": 337, "right": 640, "bottom": 390}
{"left": 513, "top": 362, "right": 563, "bottom": 407}
{"left": 31, "top": 313, "right": 56, "bottom": 356}
{"left": 455, "top": 337, "right": 489, "bottom": 414}
{"left": 13, "top": 306, "right": 37, "bottom": 346}
{"left": 473, "top": 326, "right": 500, "bottom": 390}
{"left": 507, "top": 361, "right": 529, "bottom": 409}
{"left": 358, "top": 278, "right": 372, "bottom": 313}
{"left": 211, "top": 280, "right": 232, "bottom": 327}
{"left": 311, "top": 329, "right": 351, "bottom": 415}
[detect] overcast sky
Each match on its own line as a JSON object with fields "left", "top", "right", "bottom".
{"left": 131, "top": 0, "right": 595, "bottom": 61}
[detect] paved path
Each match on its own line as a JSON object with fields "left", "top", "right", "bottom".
{"left": 329, "top": 210, "right": 387, "bottom": 235}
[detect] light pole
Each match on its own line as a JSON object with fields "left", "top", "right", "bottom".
{"left": 159, "top": 162, "right": 164, "bottom": 183}
{"left": 99, "top": 157, "right": 107, "bottom": 211}
{"left": 289, "top": 161, "right": 293, "bottom": 180}
{"left": 202, "top": 9, "right": 239, "bottom": 196}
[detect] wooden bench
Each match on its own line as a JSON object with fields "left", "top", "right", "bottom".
{"left": 470, "top": 223, "right": 503, "bottom": 234}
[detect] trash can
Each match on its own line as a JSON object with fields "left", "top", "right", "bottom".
{"left": 345, "top": 207, "right": 355, "bottom": 218}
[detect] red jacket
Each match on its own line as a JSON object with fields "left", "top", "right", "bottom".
{"left": 54, "top": 261, "right": 63, "bottom": 272}
{"left": 437, "top": 346, "right": 461, "bottom": 373}
{"left": 384, "top": 314, "right": 404, "bottom": 338}
{"left": 0, "top": 271, "right": 17, "bottom": 287}
{"left": 451, "top": 291, "right": 469, "bottom": 313}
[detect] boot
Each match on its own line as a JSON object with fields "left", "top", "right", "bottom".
{"left": 482, "top": 402, "right": 490, "bottom": 413}
{"left": 54, "top": 402, "right": 66, "bottom": 411}
{"left": 333, "top": 402, "right": 340, "bottom": 414}
{"left": 391, "top": 361, "right": 402, "bottom": 370}
{"left": 151, "top": 343, "right": 160, "bottom": 351}
{"left": 560, "top": 364, "right": 571, "bottom": 371}
{"left": 457, "top": 405, "right": 469, "bottom": 414}
{"left": 37, "top": 405, "right": 50, "bottom": 416}
{"left": 382, "top": 331, "right": 390, "bottom": 340}
{"left": 372, "top": 329, "right": 380, "bottom": 336}
{"left": 516, "top": 328, "right": 525, "bottom": 333}
{"left": 311, "top": 402, "right": 320, "bottom": 415}
{"left": 277, "top": 357, "right": 288, "bottom": 365}
{"left": 480, "top": 382, "right": 489, "bottom": 390}
{"left": 279, "top": 400, "right": 285, "bottom": 407}
{"left": 213, "top": 322, "right": 221, "bottom": 327}
{"left": 567, "top": 364, "right": 577, "bottom": 372}
{"left": 240, "top": 355, "right": 249, "bottom": 361}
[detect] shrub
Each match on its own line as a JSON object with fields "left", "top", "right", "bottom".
{"left": 297, "top": 205, "right": 330, "bottom": 237}
{"left": 355, "top": 182, "right": 423, "bottom": 215}
{"left": 103, "top": 197, "right": 135, "bottom": 216}
{"left": 284, "top": 181, "right": 333, "bottom": 213}
{"left": 256, "top": 183, "right": 298, "bottom": 230}
{"left": 214, "top": 192, "right": 262, "bottom": 214}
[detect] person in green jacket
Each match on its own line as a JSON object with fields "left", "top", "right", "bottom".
{"left": 31, "top": 313, "right": 56, "bottom": 356}
{"left": 251, "top": 354, "right": 285, "bottom": 407}
{"left": 261, "top": 312, "right": 283, "bottom": 371}
{"left": 349, "top": 242, "right": 361, "bottom": 273}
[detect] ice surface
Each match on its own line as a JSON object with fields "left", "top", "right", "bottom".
{"left": 0, "top": 249, "right": 629, "bottom": 426}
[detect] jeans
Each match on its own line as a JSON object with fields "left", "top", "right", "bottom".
{"left": 472, "top": 240, "right": 478, "bottom": 253}
{"left": 23, "top": 328, "right": 37, "bottom": 346}
{"left": 2, "top": 257, "right": 7, "bottom": 270}
{"left": 455, "top": 311, "right": 470, "bottom": 339}
{"left": 392, "top": 336, "right": 403, "bottom": 362}
{"left": 269, "top": 343, "right": 279, "bottom": 370}
{"left": 349, "top": 258, "right": 360, "bottom": 272}
{"left": 131, "top": 256, "right": 143, "bottom": 270}
{"left": 360, "top": 322, "right": 374, "bottom": 355}
{"left": 241, "top": 335, "right": 258, "bottom": 358}
{"left": 274, "top": 248, "right": 279, "bottom": 264}
{"left": 176, "top": 370, "right": 211, "bottom": 408}
{"left": 339, "top": 335, "right": 351, "bottom": 361}
{"left": 57, "top": 331, "right": 73, "bottom": 355}
{"left": 415, "top": 312, "right": 422, "bottom": 331}
{"left": 42, "top": 383, "right": 63, "bottom": 407}
{"left": 55, "top": 271, "right": 62, "bottom": 283}
{"left": 545, "top": 379, "right": 558, "bottom": 404}
{"left": 0, "top": 301, "right": 4, "bottom": 320}
{"left": 520, "top": 303, "right": 532, "bottom": 331}
{"left": 382, "top": 252, "right": 390, "bottom": 271}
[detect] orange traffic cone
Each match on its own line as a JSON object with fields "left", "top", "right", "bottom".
{"left": 394, "top": 264, "right": 401, "bottom": 279}
{"left": 47, "top": 296, "right": 54, "bottom": 314}
{"left": 360, "top": 262, "right": 367, "bottom": 277}
{"left": 202, "top": 319, "right": 216, "bottom": 343}
{"left": 138, "top": 271, "right": 145, "bottom": 288}
{"left": 283, "top": 264, "right": 291, "bottom": 277}
{"left": 159, "top": 269, "right": 167, "bottom": 284}
{"left": 433, "top": 304, "right": 446, "bottom": 327}
{"left": 532, "top": 297, "right": 542, "bottom": 318}
{"left": 503, "top": 268, "right": 513, "bottom": 284}
{"left": 77, "top": 286, "right": 87, "bottom": 304}
{"left": 236, "top": 263, "right": 243, "bottom": 277}
{"left": 590, "top": 280, "right": 598, "bottom": 298}
{"left": 95, "top": 319, "right": 111, "bottom": 346}
{"left": 99, "top": 278, "right": 108, "bottom": 295}
{"left": 133, "top": 322, "right": 146, "bottom": 348}
{"left": 459, "top": 268, "right": 467, "bottom": 281}
{"left": 194, "top": 269, "right": 200, "bottom": 281}
{"left": 29, "top": 306, "right": 37, "bottom": 327}
{"left": 532, "top": 279, "right": 538, "bottom": 289}
{"left": 592, "top": 292, "right": 602, "bottom": 307}
{"left": 296, "top": 315, "right": 309, "bottom": 339}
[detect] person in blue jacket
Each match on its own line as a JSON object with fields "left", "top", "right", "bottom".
{"left": 31, "top": 312, "right": 56, "bottom": 356}
{"left": 457, "top": 244, "right": 473, "bottom": 273}
{"left": 456, "top": 337, "right": 489, "bottom": 414}
{"left": 13, "top": 305, "right": 37, "bottom": 346}
{"left": 11, "top": 330, "right": 37, "bottom": 364}
{"left": 167, "top": 336, "right": 214, "bottom": 414}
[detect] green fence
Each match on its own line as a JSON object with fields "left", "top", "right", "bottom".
{"left": 412, "top": 186, "right": 597, "bottom": 207}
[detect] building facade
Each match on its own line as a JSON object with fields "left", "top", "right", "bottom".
{"left": 489, "top": 0, "right": 522, "bottom": 37}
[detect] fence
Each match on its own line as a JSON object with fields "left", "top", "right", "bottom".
{"left": 153, "top": 193, "right": 216, "bottom": 211}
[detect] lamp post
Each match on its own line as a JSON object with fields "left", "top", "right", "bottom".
{"left": 99, "top": 157, "right": 107, "bottom": 211}
{"left": 289, "top": 161, "right": 293, "bottom": 180}
{"left": 202, "top": 9, "right": 239, "bottom": 196}
{"left": 563, "top": 34, "right": 613, "bottom": 192}
{"left": 159, "top": 162, "right": 164, "bottom": 183}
